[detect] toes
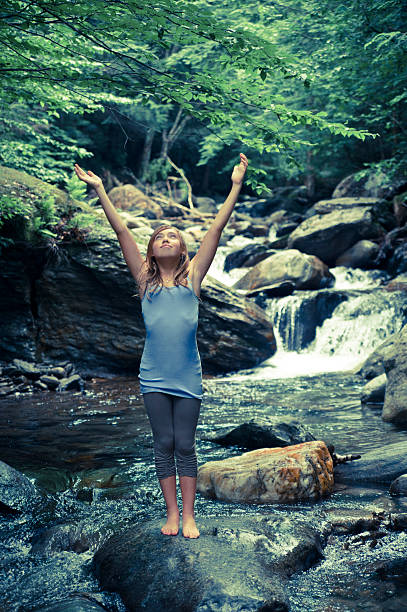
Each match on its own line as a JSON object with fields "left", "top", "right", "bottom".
{"left": 182, "top": 529, "right": 200, "bottom": 539}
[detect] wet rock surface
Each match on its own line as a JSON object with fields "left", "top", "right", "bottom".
{"left": 335, "top": 239, "right": 380, "bottom": 268}
{"left": 33, "top": 595, "right": 109, "bottom": 612}
{"left": 334, "top": 441, "right": 407, "bottom": 484}
{"left": 360, "top": 373, "right": 387, "bottom": 404}
{"left": 233, "top": 249, "right": 334, "bottom": 292}
{"left": 0, "top": 459, "right": 41, "bottom": 513}
{"left": 390, "top": 475, "right": 407, "bottom": 497}
{"left": 382, "top": 323, "right": 407, "bottom": 423}
{"left": 200, "top": 418, "right": 316, "bottom": 449}
{"left": 30, "top": 520, "right": 106, "bottom": 557}
{"left": 354, "top": 331, "right": 398, "bottom": 380}
{"left": 0, "top": 358, "right": 85, "bottom": 396}
{"left": 287, "top": 206, "right": 382, "bottom": 266}
{"left": 92, "top": 514, "right": 325, "bottom": 612}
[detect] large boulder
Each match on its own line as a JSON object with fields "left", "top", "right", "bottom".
{"left": 0, "top": 258, "right": 37, "bottom": 360}
{"left": 197, "top": 276, "right": 277, "bottom": 374}
{"left": 332, "top": 171, "right": 407, "bottom": 200}
{"left": 382, "top": 323, "right": 407, "bottom": 423}
{"left": 106, "top": 184, "right": 163, "bottom": 218}
{"left": 197, "top": 441, "right": 334, "bottom": 504}
{"left": 233, "top": 249, "right": 334, "bottom": 292}
{"left": 0, "top": 243, "right": 276, "bottom": 376}
{"left": 353, "top": 332, "right": 399, "bottom": 379}
{"left": 33, "top": 248, "right": 276, "bottom": 375}
{"left": 0, "top": 168, "right": 276, "bottom": 376}
{"left": 287, "top": 207, "right": 382, "bottom": 266}
{"left": 390, "top": 474, "right": 407, "bottom": 497}
{"left": 305, "top": 197, "right": 381, "bottom": 217}
{"left": 335, "top": 240, "right": 379, "bottom": 268}
{"left": 224, "top": 244, "right": 276, "bottom": 271}
{"left": 92, "top": 514, "right": 325, "bottom": 612}
{"left": 374, "top": 226, "right": 407, "bottom": 274}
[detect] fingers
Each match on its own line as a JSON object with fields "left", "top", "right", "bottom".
{"left": 239, "top": 152, "right": 248, "bottom": 168}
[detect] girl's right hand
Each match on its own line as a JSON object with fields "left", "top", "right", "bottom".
{"left": 74, "top": 163, "right": 103, "bottom": 189}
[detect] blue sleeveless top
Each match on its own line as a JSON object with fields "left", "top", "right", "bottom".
{"left": 138, "top": 274, "right": 203, "bottom": 399}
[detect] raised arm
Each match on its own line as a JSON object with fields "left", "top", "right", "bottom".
{"left": 74, "top": 164, "right": 145, "bottom": 281}
{"left": 190, "top": 153, "right": 248, "bottom": 284}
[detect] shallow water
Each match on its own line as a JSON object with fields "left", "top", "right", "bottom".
{"left": 1, "top": 372, "right": 407, "bottom": 610}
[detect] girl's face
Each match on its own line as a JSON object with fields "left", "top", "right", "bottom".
{"left": 152, "top": 227, "right": 182, "bottom": 259}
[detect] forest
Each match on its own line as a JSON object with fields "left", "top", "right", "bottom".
{"left": 1, "top": 0, "right": 405, "bottom": 211}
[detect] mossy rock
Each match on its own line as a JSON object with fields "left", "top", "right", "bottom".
{"left": 0, "top": 165, "right": 72, "bottom": 211}
{"left": 0, "top": 165, "right": 119, "bottom": 245}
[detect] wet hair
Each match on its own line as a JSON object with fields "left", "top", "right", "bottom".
{"left": 140, "top": 224, "right": 194, "bottom": 302}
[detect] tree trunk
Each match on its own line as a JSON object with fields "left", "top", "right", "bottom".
{"left": 304, "top": 149, "right": 315, "bottom": 199}
{"left": 139, "top": 127, "right": 155, "bottom": 179}
{"left": 201, "top": 163, "right": 210, "bottom": 194}
{"left": 160, "top": 106, "right": 190, "bottom": 159}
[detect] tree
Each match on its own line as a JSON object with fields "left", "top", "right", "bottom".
{"left": 0, "top": 0, "right": 372, "bottom": 192}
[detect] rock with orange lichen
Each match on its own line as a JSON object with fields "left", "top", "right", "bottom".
{"left": 197, "top": 440, "right": 334, "bottom": 504}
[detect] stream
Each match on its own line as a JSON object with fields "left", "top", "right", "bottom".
{"left": 1, "top": 239, "right": 407, "bottom": 611}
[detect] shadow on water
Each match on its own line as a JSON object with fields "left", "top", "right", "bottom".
{"left": 1, "top": 372, "right": 407, "bottom": 610}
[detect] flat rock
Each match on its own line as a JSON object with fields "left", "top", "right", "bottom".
{"left": 58, "top": 374, "right": 82, "bottom": 392}
{"left": 334, "top": 441, "right": 407, "bottom": 484}
{"left": 92, "top": 514, "right": 325, "bottom": 612}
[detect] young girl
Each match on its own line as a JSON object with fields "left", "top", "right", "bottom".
{"left": 74, "top": 153, "right": 248, "bottom": 538}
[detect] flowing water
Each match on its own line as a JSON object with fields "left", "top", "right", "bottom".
{"left": 1, "top": 243, "right": 407, "bottom": 611}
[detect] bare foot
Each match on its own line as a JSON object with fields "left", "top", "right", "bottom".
{"left": 182, "top": 514, "right": 200, "bottom": 539}
{"left": 161, "top": 511, "right": 180, "bottom": 536}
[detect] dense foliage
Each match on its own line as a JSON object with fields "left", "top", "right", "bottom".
{"left": 2, "top": 0, "right": 396, "bottom": 196}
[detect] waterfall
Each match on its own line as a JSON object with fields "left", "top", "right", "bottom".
{"left": 207, "top": 245, "right": 407, "bottom": 379}
{"left": 207, "top": 236, "right": 253, "bottom": 287}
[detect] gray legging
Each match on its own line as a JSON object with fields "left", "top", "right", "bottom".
{"left": 142, "top": 392, "right": 201, "bottom": 480}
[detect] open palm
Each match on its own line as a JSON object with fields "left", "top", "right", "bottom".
{"left": 74, "top": 163, "right": 103, "bottom": 189}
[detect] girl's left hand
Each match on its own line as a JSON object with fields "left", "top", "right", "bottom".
{"left": 231, "top": 153, "right": 248, "bottom": 184}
